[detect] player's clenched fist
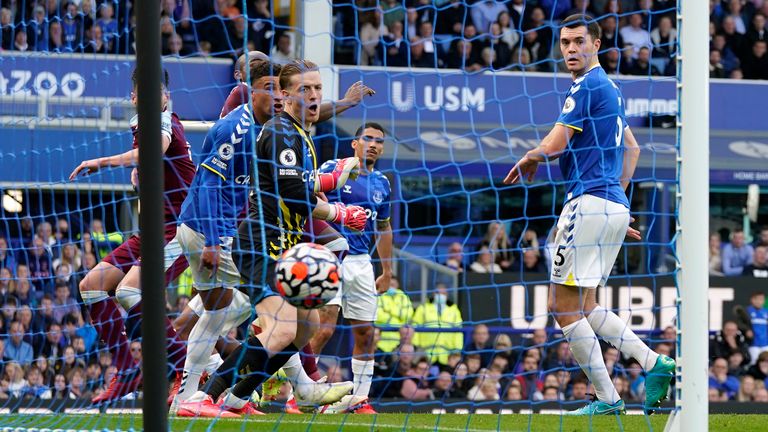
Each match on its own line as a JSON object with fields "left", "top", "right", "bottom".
{"left": 328, "top": 202, "right": 367, "bottom": 232}
{"left": 314, "top": 157, "right": 360, "bottom": 193}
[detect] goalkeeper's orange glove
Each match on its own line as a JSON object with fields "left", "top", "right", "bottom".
{"left": 314, "top": 157, "right": 359, "bottom": 193}
{"left": 327, "top": 202, "right": 367, "bottom": 232}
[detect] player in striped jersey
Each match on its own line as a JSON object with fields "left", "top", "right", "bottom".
{"left": 169, "top": 60, "right": 281, "bottom": 415}
{"left": 178, "top": 60, "right": 367, "bottom": 418}
{"left": 171, "top": 54, "right": 375, "bottom": 404}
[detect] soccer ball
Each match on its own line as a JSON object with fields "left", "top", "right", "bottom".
{"left": 275, "top": 243, "right": 341, "bottom": 309}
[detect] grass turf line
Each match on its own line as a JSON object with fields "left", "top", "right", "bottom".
{"left": 0, "top": 414, "right": 763, "bottom": 431}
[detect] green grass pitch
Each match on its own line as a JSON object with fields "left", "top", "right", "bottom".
{"left": 0, "top": 414, "right": 762, "bottom": 432}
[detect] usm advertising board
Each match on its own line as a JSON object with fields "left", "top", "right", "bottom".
{"left": 2, "top": 58, "right": 768, "bottom": 185}
{"left": 336, "top": 67, "right": 768, "bottom": 185}
{"left": 461, "top": 273, "right": 767, "bottom": 332}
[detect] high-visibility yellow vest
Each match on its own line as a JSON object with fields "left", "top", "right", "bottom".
{"left": 412, "top": 301, "right": 464, "bottom": 365}
{"left": 89, "top": 231, "right": 125, "bottom": 260}
{"left": 375, "top": 289, "right": 414, "bottom": 352}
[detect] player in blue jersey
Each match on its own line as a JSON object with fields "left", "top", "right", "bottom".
{"left": 169, "top": 60, "right": 280, "bottom": 414}
{"left": 747, "top": 291, "right": 768, "bottom": 363}
{"left": 308, "top": 123, "right": 392, "bottom": 414}
{"left": 503, "top": 14, "right": 673, "bottom": 415}
{"left": 177, "top": 60, "right": 367, "bottom": 418}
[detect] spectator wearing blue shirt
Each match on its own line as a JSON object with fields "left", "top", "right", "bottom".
{"left": 538, "top": 0, "right": 572, "bottom": 21}
{"left": 95, "top": 2, "right": 117, "bottom": 52}
{"left": 709, "top": 357, "right": 740, "bottom": 400}
{"left": 5, "top": 321, "right": 33, "bottom": 365}
{"left": 62, "top": 313, "right": 97, "bottom": 354}
{"left": 722, "top": 229, "right": 755, "bottom": 276}
{"left": 0, "top": 237, "right": 17, "bottom": 275}
{"left": 471, "top": 0, "right": 508, "bottom": 35}
{"left": 61, "top": 2, "right": 83, "bottom": 51}
{"left": 747, "top": 292, "right": 768, "bottom": 364}
{"left": 27, "top": 5, "right": 48, "bottom": 51}
{"left": 627, "top": 359, "right": 646, "bottom": 401}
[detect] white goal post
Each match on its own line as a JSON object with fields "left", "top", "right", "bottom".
{"left": 667, "top": 0, "right": 710, "bottom": 431}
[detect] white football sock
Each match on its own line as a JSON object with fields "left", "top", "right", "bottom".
{"left": 562, "top": 318, "right": 621, "bottom": 404}
{"left": 587, "top": 306, "right": 660, "bottom": 371}
{"left": 282, "top": 352, "right": 315, "bottom": 396}
{"left": 221, "top": 391, "right": 248, "bottom": 409}
{"left": 205, "top": 353, "right": 224, "bottom": 375}
{"left": 351, "top": 358, "right": 374, "bottom": 398}
{"left": 176, "top": 307, "right": 230, "bottom": 402}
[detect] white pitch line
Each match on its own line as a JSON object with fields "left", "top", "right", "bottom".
{"left": 219, "top": 416, "right": 525, "bottom": 432}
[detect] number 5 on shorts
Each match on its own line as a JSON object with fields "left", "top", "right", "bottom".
{"left": 554, "top": 245, "right": 566, "bottom": 267}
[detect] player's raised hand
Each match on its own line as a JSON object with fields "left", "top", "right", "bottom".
{"left": 314, "top": 157, "right": 360, "bottom": 193}
{"left": 200, "top": 245, "right": 221, "bottom": 279}
{"left": 342, "top": 81, "right": 375, "bottom": 106}
{"left": 68, "top": 159, "right": 101, "bottom": 181}
{"left": 503, "top": 155, "right": 539, "bottom": 184}
{"left": 626, "top": 217, "right": 642, "bottom": 240}
{"left": 330, "top": 202, "right": 367, "bottom": 232}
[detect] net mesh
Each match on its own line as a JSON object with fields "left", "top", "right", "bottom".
{"left": 0, "top": 0, "right": 682, "bottom": 429}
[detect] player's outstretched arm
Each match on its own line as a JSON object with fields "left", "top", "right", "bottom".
{"left": 68, "top": 148, "right": 139, "bottom": 180}
{"left": 503, "top": 124, "right": 573, "bottom": 185}
{"left": 68, "top": 133, "right": 172, "bottom": 180}
{"left": 621, "top": 126, "right": 641, "bottom": 191}
{"left": 374, "top": 219, "right": 394, "bottom": 294}
{"left": 317, "top": 81, "right": 375, "bottom": 123}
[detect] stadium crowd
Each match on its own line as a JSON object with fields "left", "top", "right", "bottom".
{"left": 710, "top": 227, "right": 768, "bottom": 277}
{"left": 0, "top": 216, "right": 766, "bottom": 404}
{"left": 1, "top": 1, "right": 768, "bottom": 80}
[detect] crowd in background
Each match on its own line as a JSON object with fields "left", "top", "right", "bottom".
{"left": 373, "top": 272, "right": 768, "bottom": 404}
{"left": 439, "top": 220, "right": 768, "bottom": 278}
{"left": 0, "top": 217, "right": 192, "bottom": 400}
{"left": 1, "top": 215, "right": 767, "bottom": 402}
{"left": 1, "top": 1, "right": 768, "bottom": 80}
{"left": 710, "top": 227, "right": 768, "bottom": 277}
{"left": 1, "top": 0, "right": 768, "bottom": 406}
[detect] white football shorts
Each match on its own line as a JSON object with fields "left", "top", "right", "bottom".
{"left": 176, "top": 223, "right": 241, "bottom": 290}
{"left": 327, "top": 254, "right": 378, "bottom": 322}
{"left": 550, "top": 194, "right": 629, "bottom": 288}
